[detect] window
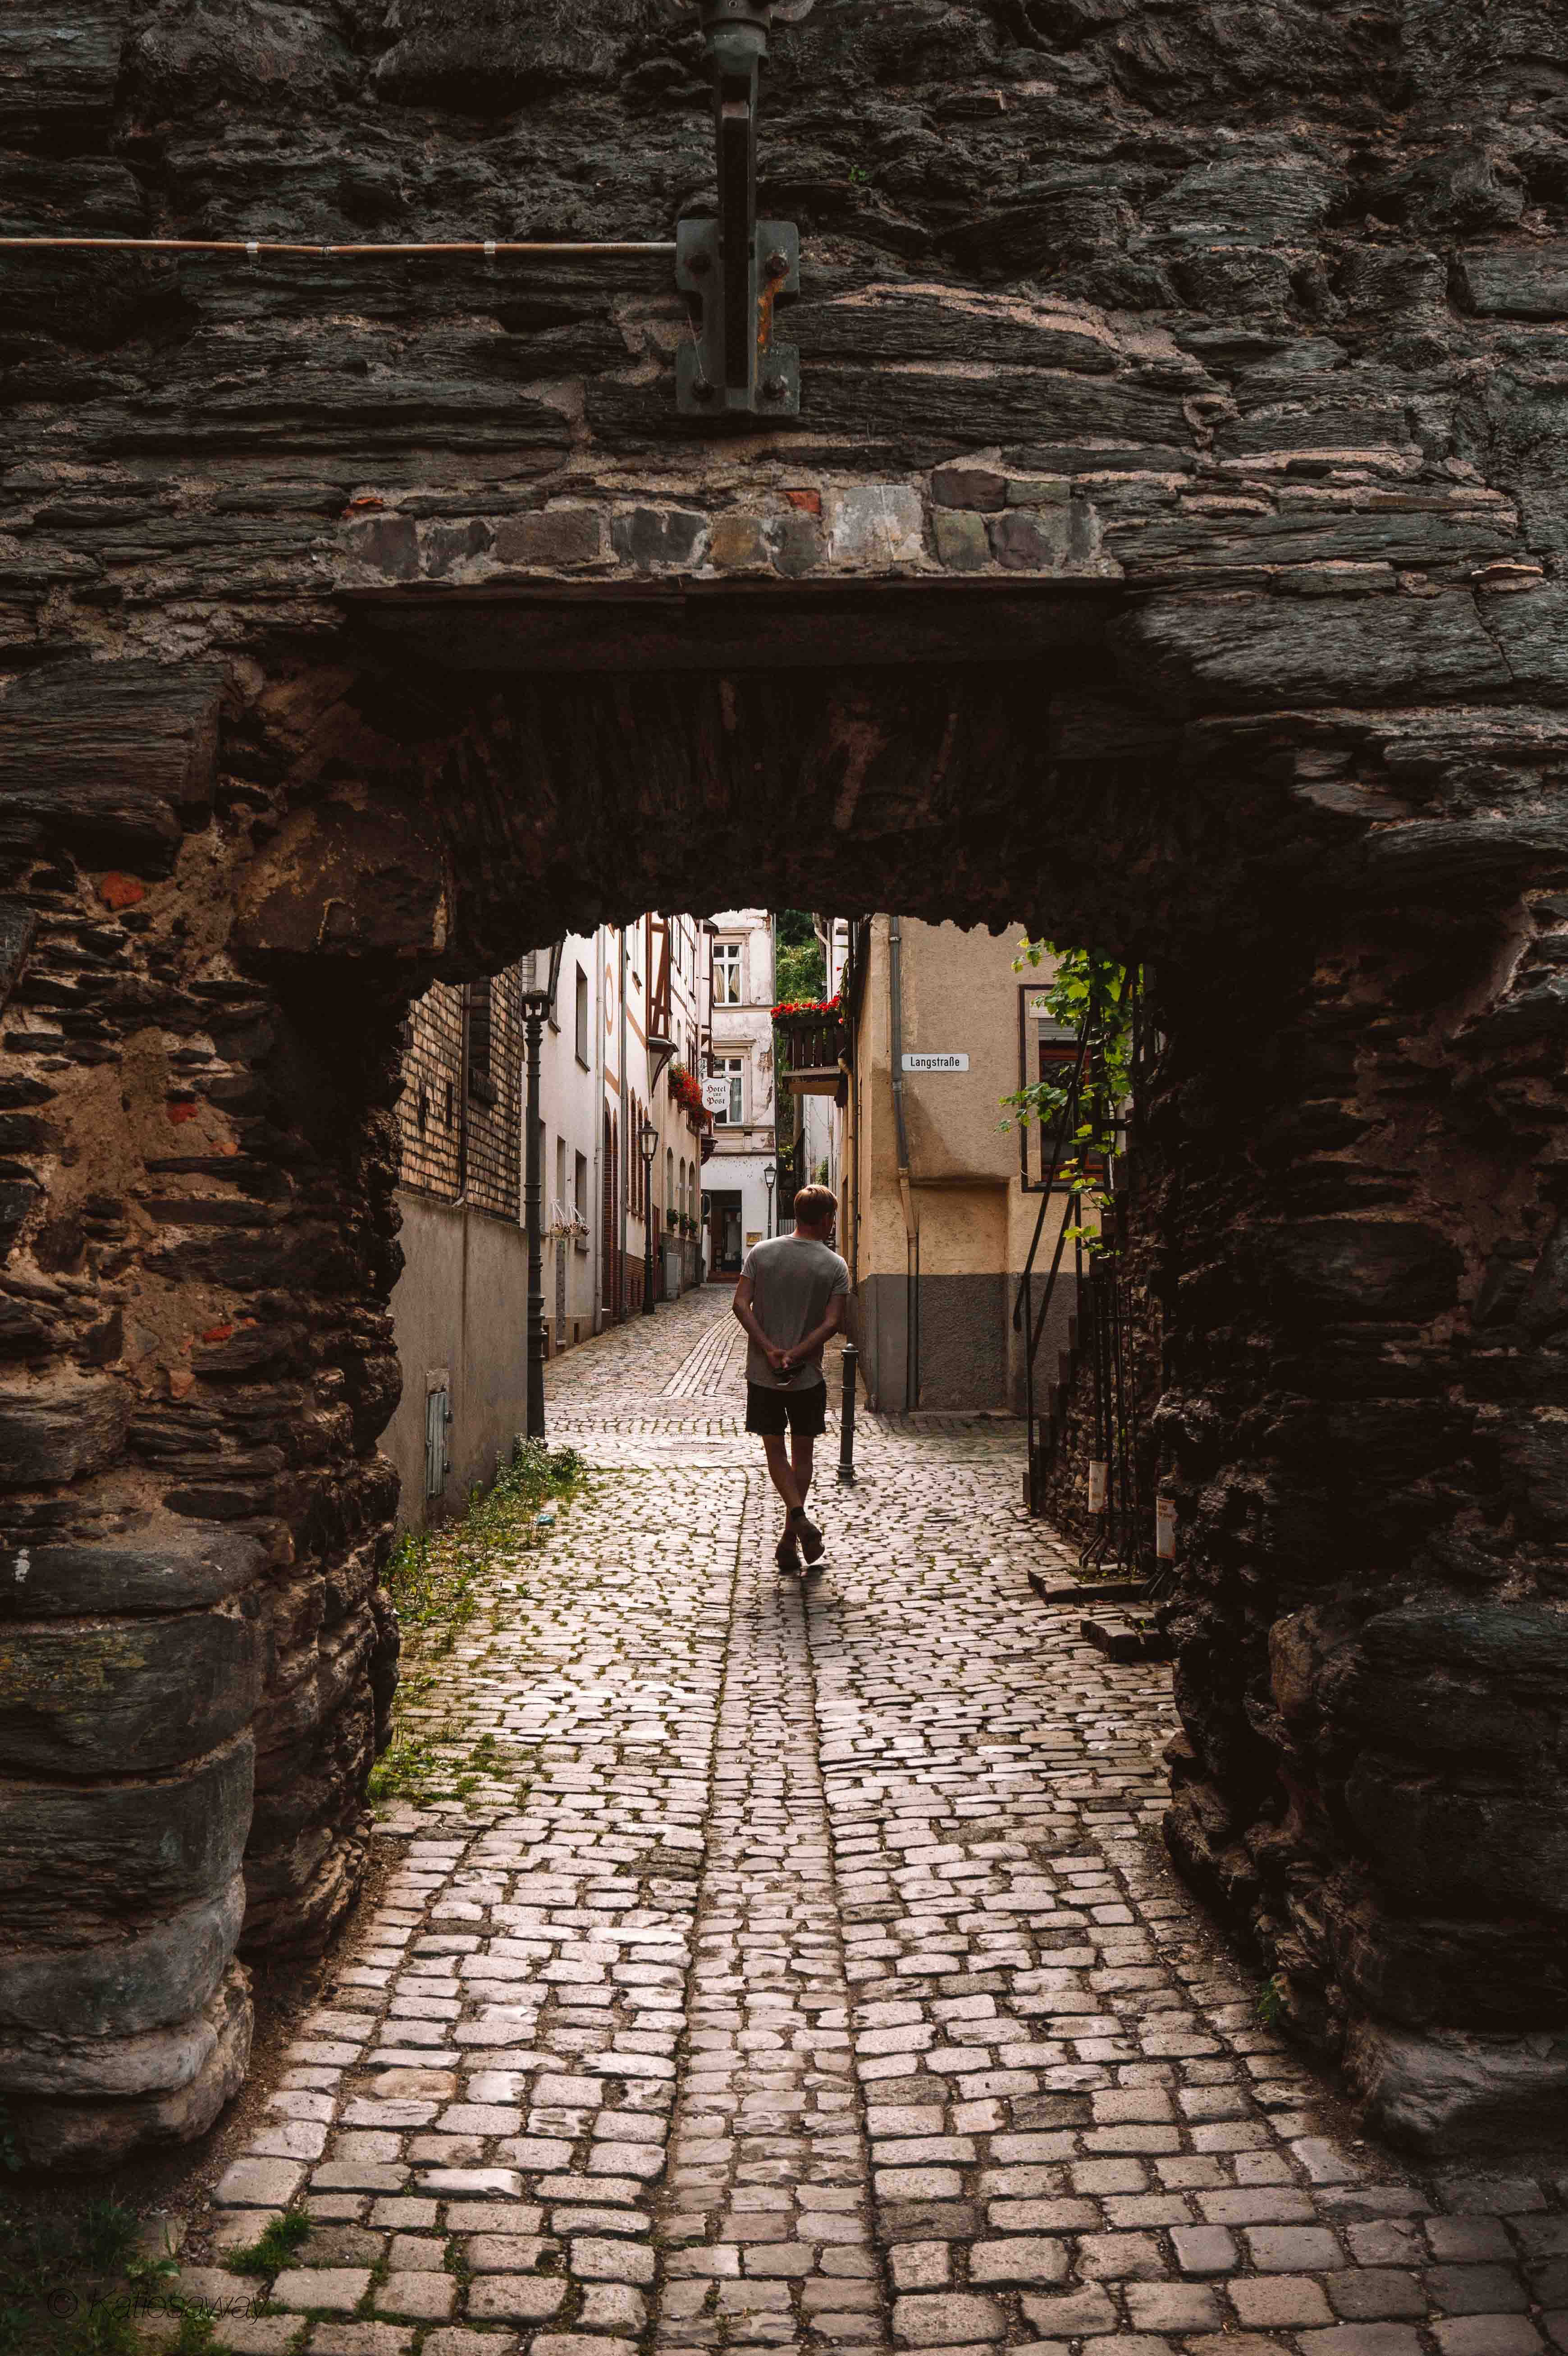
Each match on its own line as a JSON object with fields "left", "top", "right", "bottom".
{"left": 574, "top": 1149, "right": 589, "bottom": 1249}
{"left": 714, "top": 941, "right": 742, "bottom": 1005}
{"left": 713, "top": 1055, "right": 744, "bottom": 1127}
{"left": 574, "top": 965, "right": 589, "bottom": 1067}
{"left": 666, "top": 1146, "right": 674, "bottom": 1225}
{"left": 556, "top": 1135, "right": 567, "bottom": 1230}
{"left": 466, "top": 977, "right": 496, "bottom": 1104}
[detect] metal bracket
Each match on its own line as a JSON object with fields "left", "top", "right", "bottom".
{"left": 677, "top": 0, "right": 800, "bottom": 419}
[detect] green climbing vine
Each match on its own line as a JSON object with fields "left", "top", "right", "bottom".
{"left": 1000, "top": 942, "right": 1141, "bottom": 1257}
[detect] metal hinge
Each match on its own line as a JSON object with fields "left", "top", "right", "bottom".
{"left": 677, "top": 0, "right": 800, "bottom": 420}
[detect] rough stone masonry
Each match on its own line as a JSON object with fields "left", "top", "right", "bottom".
{"left": 1, "top": 0, "right": 1568, "bottom": 2167}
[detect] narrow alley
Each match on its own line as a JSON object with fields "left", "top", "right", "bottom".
{"left": 186, "top": 1288, "right": 1560, "bottom": 2356}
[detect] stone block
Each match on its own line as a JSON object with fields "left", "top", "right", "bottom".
{"left": 1006, "top": 475, "right": 1070, "bottom": 505}
{"left": 1454, "top": 245, "right": 1568, "bottom": 320}
{"left": 0, "top": 1606, "right": 261, "bottom": 1776}
{"left": 215, "top": 2157, "right": 309, "bottom": 2208}
{"left": 0, "top": 1873, "right": 246, "bottom": 2045}
{"left": 707, "top": 514, "right": 772, "bottom": 573}
{"left": 467, "top": 2278, "right": 568, "bottom": 2323}
{"left": 494, "top": 509, "right": 602, "bottom": 570}
{"left": 1346, "top": 2021, "right": 1568, "bottom": 2153}
{"left": 932, "top": 467, "right": 1007, "bottom": 510}
{"left": 990, "top": 510, "right": 1071, "bottom": 571}
{"left": 934, "top": 511, "right": 990, "bottom": 571}
{"left": 969, "top": 2238, "right": 1070, "bottom": 2285}
{"left": 271, "top": 2267, "right": 374, "bottom": 2311}
{"left": 6, "top": 1958, "right": 250, "bottom": 2166}
{"left": 206, "top": 2321, "right": 299, "bottom": 2355}
{"left": 771, "top": 513, "right": 823, "bottom": 577}
{"left": 0, "top": 1525, "right": 267, "bottom": 1620}
{"left": 824, "top": 486, "right": 926, "bottom": 568}
{"left": 1232, "top": 2276, "right": 1336, "bottom": 2326}
{"left": 310, "top": 2327, "right": 417, "bottom": 2356}
{"left": 1019, "top": 2285, "right": 1120, "bottom": 2335}
{"left": 1172, "top": 2227, "right": 1238, "bottom": 2275}
{"left": 422, "top": 520, "right": 492, "bottom": 577}
{"left": 0, "top": 1373, "right": 129, "bottom": 1487}
{"left": 571, "top": 2236, "right": 655, "bottom": 2283}
{"left": 1331, "top": 2272, "right": 1428, "bottom": 2319}
{"left": 893, "top": 2292, "right": 1007, "bottom": 2344}
{"left": 345, "top": 516, "right": 419, "bottom": 580}
{"left": 375, "top": 2272, "right": 457, "bottom": 2319}
{"left": 611, "top": 508, "right": 706, "bottom": 571}
{"left": 1432, "top": 2328, "right": 1545, "bottom": 2356}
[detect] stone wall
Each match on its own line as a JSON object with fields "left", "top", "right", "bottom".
{"left": 2, "top": 0, "right": 1568, "bottom": 2163}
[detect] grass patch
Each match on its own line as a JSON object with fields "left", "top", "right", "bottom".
{"left": 0, "top": 2200, "right": 208, "bottom": 2356}
{"left": 222, "top": 2212, "right": 310, "bottom": 2278}
{"left": 371, "top": 1441, "right": 588, "bottom": 1807}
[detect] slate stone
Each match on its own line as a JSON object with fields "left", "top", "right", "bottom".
{"left": 934, "top": 510, "right": 990, "bottom": 571}
{"left": 0, "top": 1373, "right": 130, "bottom": 1487}
{"left": 611, "top": 507, "right": 706, "bottom": 571}
{"left": 1261, "top": 1219, "right": 1462, "bottom": 1320}
{"left": 0, "top": 1733, "right": 253, "bottom": 1939}
{"left": 0, "top": 1874, "right": 246, "bottom": 2043}
{"left": 494, "top": 509, "right": 603, "bottom": 570}
{"left": 0, "top": 1604, "right": 262, "bottom": 1774}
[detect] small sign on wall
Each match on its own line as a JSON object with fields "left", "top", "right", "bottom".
{"left": 903, "top": 1052, "right": 969, "bottom": 1072}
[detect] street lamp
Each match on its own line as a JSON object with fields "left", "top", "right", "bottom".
{"left": 763, "top": 1159, "right": 776, "bottom": 1238}
{"left": 521, "top": 941, "right": 565, "bottom": 1440}
{"left": 639, "top": 1115, "right": 659, "bottom": 1317}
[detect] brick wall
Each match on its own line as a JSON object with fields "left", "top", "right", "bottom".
{"left": 398, "top": 969, "right": 525, "bottom": 1222}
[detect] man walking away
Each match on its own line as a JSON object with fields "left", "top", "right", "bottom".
{"left": 731, "top": 1183, "right": 850, "bottom": 1574}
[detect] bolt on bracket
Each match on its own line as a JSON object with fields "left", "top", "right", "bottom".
{"left": 676, "top": 0, "right": 800, "bottom": 419}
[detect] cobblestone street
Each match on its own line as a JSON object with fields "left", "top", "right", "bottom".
{"left": 191, "top": 1288, "right": 1565, "bottom": 2356}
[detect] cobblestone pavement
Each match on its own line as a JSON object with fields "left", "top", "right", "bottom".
{"left": 186, "top": 1287, "right": 1567, "bottom": 2356}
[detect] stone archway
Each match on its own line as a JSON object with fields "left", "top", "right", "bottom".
{"left": 3, "top": 0, "right": 1568, "bottom": 2172}
{"left": 4, "top": 583, "right": 1567, "bottom": 2167}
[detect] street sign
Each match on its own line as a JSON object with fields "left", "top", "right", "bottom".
{"left": 903, "top": 1052, "right": 969, "bottom": 1072}
{"left": 701, "top": 1077, "right": 731, "bottom": 1114}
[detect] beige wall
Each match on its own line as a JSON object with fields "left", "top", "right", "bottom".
{"left": 845, "top": 918, "right": 1075, "bottom": 1413}
{"left": 382, "top": 1189, "right": 531, "bottom": 1531}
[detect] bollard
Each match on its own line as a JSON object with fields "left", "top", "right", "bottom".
{"left": 839, "top": 1341, "right": 858, "bottom": 1484}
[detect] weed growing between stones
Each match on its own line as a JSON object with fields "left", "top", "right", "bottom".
{"left": 370, "top": 1441, "right": 589, "bottom": 1805}
{"left": 0, "top": 2201, "right": 215, "bottom": 2355}
{"left": 220, "top": 2212, "right": 310, "bottom": 2278}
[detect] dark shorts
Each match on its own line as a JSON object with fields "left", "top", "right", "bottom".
{"left": 746, "top": 1380, "right": 828, "bottom": 1439}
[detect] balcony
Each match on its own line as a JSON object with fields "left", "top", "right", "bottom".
{"left": 773, "top": 997, "right": 846, "bottom": 1101}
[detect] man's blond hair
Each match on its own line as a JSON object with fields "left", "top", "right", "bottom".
{"left": 791, "top": 1183, "right": 837, "bottom": 1231}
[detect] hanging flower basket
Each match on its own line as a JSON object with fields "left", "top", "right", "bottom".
{"left": 771, "top": 993, "right": 846, "bottom": 1075}
{"left": 668, "top": 1061, "right": 712, "bottom": 1129}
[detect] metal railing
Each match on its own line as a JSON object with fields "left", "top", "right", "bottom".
{"left": 1013, "top": 976, "right": 1149, "bottom": 1577}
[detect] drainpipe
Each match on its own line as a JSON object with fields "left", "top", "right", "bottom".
{"left": 456, "top": 983, "right": 470, "bottom": 1204}
{"left": 617, "top": 924, "right": 629, "bottom": 1319}
{"left": 593, "top": 926, "right": 606, "bottom": 1332}
{"left": 887, "top": 913, "right": 919, "bottom": 1412}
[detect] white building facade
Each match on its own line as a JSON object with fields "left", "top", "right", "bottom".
{"left": 701, "top": 908, "right": 778, "bottom": 1276}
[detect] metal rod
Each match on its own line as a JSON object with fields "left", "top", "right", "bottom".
{"left": 642, "top": 1150, "right": 658, "bottom": 1316}
{"left": 0, "top": 236, "right": 676, "bottom": 257}
{"left": 839, "top": 1342, "right": 858, "bottom": 1485}
{"left": 525, "top": 1011, "right": 546, "bottom": 1442}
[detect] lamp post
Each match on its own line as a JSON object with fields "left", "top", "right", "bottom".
{"left": 763, "top": 1158, "right": 776, "bottom": 1238}
{"left": 521, "top": 941, "right": 565, "bottom": 1440}
{"left": 639, "top": 1116, "right": 659, "bottom": 1316}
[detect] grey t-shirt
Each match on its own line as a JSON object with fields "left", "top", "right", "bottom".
{"left": 742, "top": 1235, "right": 850, "bottom": 1390}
